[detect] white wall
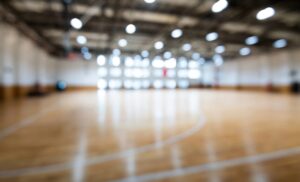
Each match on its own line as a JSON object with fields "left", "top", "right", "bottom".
{"left": 0, "top": 22, "right": 57, "bottom": 88}
{"left": 202, "top": 48, "right": 300, "bottom": 87}
{"left": 57, "top": 60, "right": 98, "bottom": 86}
{"left": 55, "top": 48, "right": 300, "bottom": 89}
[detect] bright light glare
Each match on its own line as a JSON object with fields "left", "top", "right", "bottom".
{"left": 167, "top": 70, "right": 176, "bottom": 78}
{"left": 178, "top": 57, "right": 188, "bottom": 68}
{"left": 70, "top": 18, "right": 82, "bottom": 29}
{"left": 125, "top": 69, "right": 133, "bottom": 77}
{"left": 97, "top": 79, "right": 107, "bottom": 89}
{"left": 182, "top": 43, "right": 192, "bottom": 51}
{"left": 188, "top": 70, "right": 201, "bottom": 79}
{"left": 178, "top": 80, "right": 189, "bottom": 89}
{"left": 152, "top": 57, "right": 164, "bottom": 68}
{"left": 163, "top": 51, "right": 172, "bottom": 59}
{"left": 256, "top": 7, "right": 275, "bottom": 20}
{"left": 245, "top": 36, "right": 259, "bottom": 45}
{"left": 142, "top": 59, "right": 150, "bottom": 67}
{"left": 133, "top": 81, "right": 142, "bottom": 90}
{"left": 153, "top": 80, "right": 164, "bottom": 89}
{"left": 212, "top": 0, "right": 228, "bottom": 13}
{"left": 142, "top": 80, "right": 151, "bottom": 89}
{"left": 164, "top": 58, "right": 177, "bottom": 69}
{"left": 189, "top": 61, "right": 199, "bottom": 69}
{"left": 192, "top": 53, "right": 201, "bottom": 60}
{"left": 166, "top": 80, "right": 177, "bottom": 89}
{"left": 112, "top": 56, "right": 121, "bottom": 66}
{"left": 141, "top": 50, "right": 149, "bottom": 58}
{"left": 112, "top": 49, "right": 121, "bottom": 56}
{"left": 154, "top": 41, "right": 164, "bottom": 50}
{"left": 126, "top": 24, "right": 136, "bottom": 34}
{"left": 206, "top": 32, "right": 219, "bottom": 42}
{"left": 125, "top": 57, "right": 134, "bottom": 67}
{"left": 273, "top": 39, "right": 287, "bottom": 48}
{"left": 171, "top": 29, "right": 183, "bottom": 38}
{"left": 178, "top": 70, "right": 188, "bottom": 78}
{"left": 98, "top": 68, "right": 108, "bottom": 77}
{"left": 213, "top": 54, "right": 224, "bottom": 66}
{"left": 109, "top": 80, "right": 122, "bottom": 89}
{"left": 110, "top": 68, "right": 122, "bottom": 77}
{"left": 76, "top": 35, "right": 87, "bottom": 45}
{"left": 239, "top": 47, "right": 251, "bottom": 56}
{"left": 145, "top": 0, "right": 156, "bottom": 4}
{"left": 215, "top": 45, "right": 225, "bottom": 54}
{"left": 118, "top": 39, "right": 128, "bottom": 47}
{"left": 97, "top": 55, "right": 106, "bottom": 66}
{"left": 124, "top": 80, "right": 133, "bottom": 89}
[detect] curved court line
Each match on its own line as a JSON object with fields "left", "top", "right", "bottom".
{"left": 111, "top": 146, "right": 300, "bottom": 182}
{"left": 0, "top": 114, "right": 206, "bottom": 178}
{"left": 0, "top": 106, "right": 57, "bottom": 141}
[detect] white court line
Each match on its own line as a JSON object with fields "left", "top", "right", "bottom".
{"left": 0, "top": 112, "right": 206, "bottom": 178}
{"left": 0, "top": 106, "right": 57, "bottom": 141}
{"left": 72, "top": 129, "right": 87, "bottom": 182}
{"left": 111, "top": 146, "right": 300, "bottom": 182}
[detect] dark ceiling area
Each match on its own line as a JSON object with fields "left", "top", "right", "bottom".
{"left": 0, "top": 0, "right": 299, "bottom": 60}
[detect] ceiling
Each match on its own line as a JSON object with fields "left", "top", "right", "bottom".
{"left": 0, "top": 0, "right": 300, "bottom": 60}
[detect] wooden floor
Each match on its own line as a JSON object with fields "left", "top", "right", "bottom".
{"left": 0, "top": 90, "right": 300, "bottom": 182}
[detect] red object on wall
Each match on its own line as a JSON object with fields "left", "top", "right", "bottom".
{"left": 163, "top": 68, "right": 167, "bottom": 77}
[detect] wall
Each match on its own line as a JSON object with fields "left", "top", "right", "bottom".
{"left": 55, "top": 48, "right": 300, "bottom": 92}
{"left": 203, "top": 48, "right": 300, "bottom": 92}
{"left": 57, "top": 60, "right": 98, "bottom": 87}
{"left": 0, "top": 22, "right": 57, "bottom": 100}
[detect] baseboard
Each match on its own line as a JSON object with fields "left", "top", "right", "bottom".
{"left": 218, "top": 85, "right": 291, "bottom": 93}
{"left": 66, "top": 86, "right": 98, "bottom": 91}
{"left": 0, "top": 85, "right": 56, "bottom": 101}
{"left": 0, "top": 86, "right": 15, "bottom": 101}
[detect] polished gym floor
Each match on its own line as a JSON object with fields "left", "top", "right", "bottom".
{"left": 0, "top": 90, "right": 300, "bottom": 182}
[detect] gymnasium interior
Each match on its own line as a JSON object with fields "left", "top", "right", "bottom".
{"left": 0, "top": 0, "right": 300, "bottom": 181}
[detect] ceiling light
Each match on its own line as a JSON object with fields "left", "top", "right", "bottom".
{"left": 256, "top": 7, "right": 275, "bottom": 20}
{"left": 171, "top": 29, "right": 183, "bottom": 38}
{"left": 97, "top": 55, "right": 106, "bottom": 66}
{"left": 144, "top": 0, "right": 156, "bottom": 4}
{"left": 113, "top": 49, "right": 121, "bottom": 56}
{"left": 273, "top": 39, "right": 287, "bottom": 48}
{"left": 215, "top": 45, "right": 225, "bottom": 54}
{"left": 118, "top": 39, "right": 128, "bottom": 47}
{"left": 163, "top": 51, "right": 172, "bottom": 59}
{"left": 141, "top": 50, "right": 149, "bottom": 58}
{"left": 239, "top": 47, "right": 251, "bottom": 56}
{"left": 126, "top": 24, "right": 136, "bottom": 34}
{"left": 206, "top": 32, "right": 219, "bottom": 42}
{"left": 245, "top": 36, "right": 259, "bottom": 45}
{"left": 212, "top": 0, "right": 229, "bottom": 13}
{"left": 154, "top": 41, "right": 164, "bottom": 50}
{"left": 182, "top": 43, "right": 192, "bottom": 51}
{"left": 76, "top": 35, "right": 87, "bottom": 45}
{"left": 70, "top": 18, "right": 83, "bottom": 29}
{"left": 192, "top": 53, "right": 201, "bottom": 60}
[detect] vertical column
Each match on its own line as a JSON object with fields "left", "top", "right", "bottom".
{"left": 16, "top": 36, "right": 36, "bottom": 96}
{"left": 0, "top": 24, "right": 19, "bottom": 100}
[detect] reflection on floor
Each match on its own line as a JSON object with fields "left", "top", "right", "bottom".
{"left": 0, "top": 90, "right": 300, "bottom": 182}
